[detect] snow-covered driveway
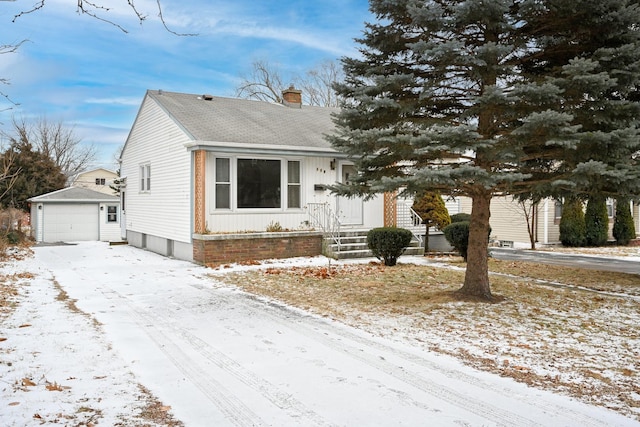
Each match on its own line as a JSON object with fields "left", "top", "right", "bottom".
{"left": 9, "top": 242, "right": 637, "bottom": 426}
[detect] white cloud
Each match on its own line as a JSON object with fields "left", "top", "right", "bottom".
{"left": 84, "top": 97, "right": 141, "bottom": 106}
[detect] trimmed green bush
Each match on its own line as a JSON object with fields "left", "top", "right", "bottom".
{"left": 442, "top": 221, "right": 470, "bottom": 261}
{"left": 366, "top": 227, "right": 413, "bottom": 266}
{"left": 613, "top": 198, "right": 636, "bottom": 245}
{"left": 450, "top": 213, "right": 471, "bottom": 223}
{"left": 585, "top": 196, "right": 609, "bottom": 246}
{"left": 559, "top": 197, "right": 586, "bottom": 247}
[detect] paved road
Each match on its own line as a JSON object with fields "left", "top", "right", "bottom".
{"left": 30, "top": 243, "right": 637, "bottom": 426}
{"left": 490, "top": 248, "right": 640, "bottom": 275}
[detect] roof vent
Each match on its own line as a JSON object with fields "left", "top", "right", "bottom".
{"left": 202, "top": 94, "right": 213, "bottom": 101}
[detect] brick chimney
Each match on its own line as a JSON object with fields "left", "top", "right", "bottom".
{"left": 282, "top": 85, "right": 302, "bottom": 108}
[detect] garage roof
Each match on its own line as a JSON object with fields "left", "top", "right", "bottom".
{"left": 28, "top": 187, "right": 119, "bottom": 203}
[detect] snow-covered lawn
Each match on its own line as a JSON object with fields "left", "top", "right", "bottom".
{"left": 0, "top": 242, "right": 638, "bottom": 426}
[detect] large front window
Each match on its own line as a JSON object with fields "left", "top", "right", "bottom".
{"left": 237, "top": 159, "right": 281, "bottom": 208}
{"left": 213, "top": 157, "right": 301, "bottom": 210}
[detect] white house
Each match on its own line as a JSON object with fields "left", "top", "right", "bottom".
{"left": 71, "top": 168, "right": 118, "bottom": 195}
{"left": 119, "top": 88, "right": 392, "bottom": 263}
{"left": 29, "top": 187, "right": 121, "bottom": 243}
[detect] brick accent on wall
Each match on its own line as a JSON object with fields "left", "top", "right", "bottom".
{"left": 193, "top": 232, "right": 323, "bottom": 265}
{"left": 193, "top": 150, "right": 206, "bottom": 234}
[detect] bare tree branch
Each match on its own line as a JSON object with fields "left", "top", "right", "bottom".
{"left": 155, "top": 0, "right": 197, "bottom": 37}
{"left": 296, "top": 60, "right": 344, "bottom": 107}
{"left": 9, "top": 0, "right": 197, "bottom": 35}
{"left": 0, "top": 40, "right": 27, "bottom": 111}
{"left": 0, "top": 150, "right": 21, "bottom": 203}
{"left": 236, "top": 59, "right": 344, "bottom": 107}
{"left": 3, "top": 116, "right": 97, "bottom": 180}
{"left": 235, "top": 60, "right": 285, "bottom": 104}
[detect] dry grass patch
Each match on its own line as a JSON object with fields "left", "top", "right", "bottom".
{"left": 216, "top": 260, "right": 640, "bottom": 420}
{"left": 487, "top": 258, "right": 640, "bottom": 295}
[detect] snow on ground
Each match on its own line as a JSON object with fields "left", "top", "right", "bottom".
{"left": 535, "top": 244, "right": 640, "bottom": 261}
{"left": 0, "top": 242, "right": 638, "bottom": 426}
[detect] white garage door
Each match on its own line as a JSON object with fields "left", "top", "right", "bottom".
{"left": 43, "top": 204, "right": 99, "bottom": 242}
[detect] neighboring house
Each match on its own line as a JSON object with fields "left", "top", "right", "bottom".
{"left": 29, "top": 187, "right": 121, "bottom": 243}
{"left": 120, "top": 88, "right": 390, "bottom": 263}
{"left": 459, "top": 196, "right": 639, "bottom": 248}
{"left": 71, "top": 168, "right": 118, "bottom": 195}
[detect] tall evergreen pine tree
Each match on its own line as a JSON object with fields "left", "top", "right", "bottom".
{"left": 329, "top": 0, "right": 640, "bottom": 299}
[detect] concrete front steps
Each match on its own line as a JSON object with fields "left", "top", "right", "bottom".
{"left": 324, "top": 229, "right": 424, "bottom": 260}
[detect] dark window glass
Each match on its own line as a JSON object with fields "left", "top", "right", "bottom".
{"left": 237, "top": 159, "right": 281, "bottom": 208}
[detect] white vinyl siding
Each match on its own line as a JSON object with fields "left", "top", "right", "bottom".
{"left": 120, "top": 96, "right": 193, "bottom": 244}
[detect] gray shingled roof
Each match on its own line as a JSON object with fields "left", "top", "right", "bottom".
{"left": 147, "top": 90, "right": 340, "bottom": 152}
{"left": 28, "top": 187, "right": 119, "bottom": 203}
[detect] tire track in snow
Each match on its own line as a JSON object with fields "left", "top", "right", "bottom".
{"left": 195, "top": 281, "right": 618, "bottom": 427}
{"left": 34, "top": 252, "right": 267, "bottom": 427}
{"left": 190, "top": 283, "right": 538, "bottom": 427}
{"left": 101, "top": 289, "right": 265, "bottom": 427}
{"left": 33, "top": 246, "right": 627, "bottom": 427}
{"left": 102, "top": 287, "right": 334, "bottom": 427}
{"left": 38, "top": 249, "right": 332, "bottom": 427}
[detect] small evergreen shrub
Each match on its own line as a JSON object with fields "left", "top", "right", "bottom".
{"left": 559, "top": 198, "right": 586, "bottom": 247}
{"left": 366, "top": 227, "right": 412, "bottom": 266}
{"left": 442, "top": 221, "right": 470, "bottom": 261}
{"left": 613, "top": 198, "right": 636, "bottom": 245}
{"left": 450, "top": 213, "right": 471, "bottom": 223}
{"left": 584, "top": 196, "right": 609, "bottom": 246}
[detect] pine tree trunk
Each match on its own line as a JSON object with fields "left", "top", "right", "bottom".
{"left": 458, "top": 189, "right": 492, "bottom": 300}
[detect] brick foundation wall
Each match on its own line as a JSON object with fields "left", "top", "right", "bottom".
{"left": 193, "top": 231, "right": 323, "bottom": 265}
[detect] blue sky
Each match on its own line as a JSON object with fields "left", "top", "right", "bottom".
{"left": 0, "top": 0, "right": 371, "bottom": 170}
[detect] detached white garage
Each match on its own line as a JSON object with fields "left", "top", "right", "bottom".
{"left": 29, "top": 187, "right": 122, "bottom": 243}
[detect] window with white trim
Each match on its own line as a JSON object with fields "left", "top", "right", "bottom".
{"left": 215, "top": 158, "right": 230, "bottom": 209}
{"left": 107, "top": 205, "right": 118, "bottom": 223}
{"left": 95, "top": 178, "right": 106, "bottom": 185}
{"left": 140, "top": 164, "right": 151, "bottom": 192}
{"left": 213, "top": 157, "right": 302, "bottom": 210}
{"left": 287, "top": 161, "right": 301, "bottom": 208}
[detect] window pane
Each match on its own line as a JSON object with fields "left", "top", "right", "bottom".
{"left": 288, "top": 161, "right": 300, "bottom": 184}
{"left": 237, "top": 159, "right": 281, "bottom": 208}
{"left": 107, "top": 206, "right": 117, "bottom": 222}
{"left": 554, "top": 201, "right": 562, "bottom": 218}
{"left": 216, "top": 158, "right": 230, "bottom": 182}
{"left": 288, "top": 185, "right": 301, "bottom": 208}
{"left": 216, "top": 184, "right": 230, "bottom": 209}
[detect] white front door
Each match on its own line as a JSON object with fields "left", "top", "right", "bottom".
{"left": 336, "top": 163, "right": 363, "bottom": 225}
